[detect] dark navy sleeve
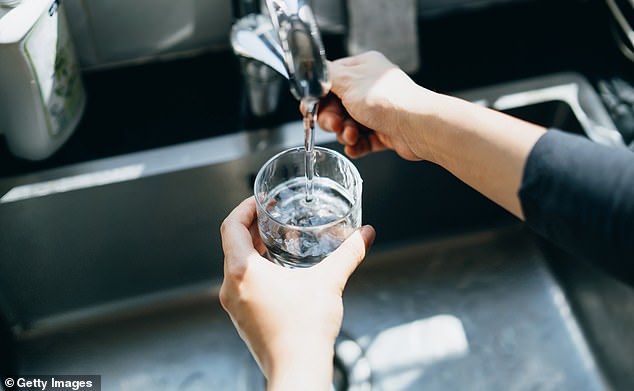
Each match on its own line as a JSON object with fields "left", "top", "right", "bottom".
{"left": 519, "top": 129, "right": 634, "bottom": 284}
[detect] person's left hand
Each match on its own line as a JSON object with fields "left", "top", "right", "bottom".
{"left": 219, "top": 197, "right": 375, "bottom": 390}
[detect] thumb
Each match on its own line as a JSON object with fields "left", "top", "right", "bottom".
{"left": 318, "top": 225, "right": 376, "bottom": 287}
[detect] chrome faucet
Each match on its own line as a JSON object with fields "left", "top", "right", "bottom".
{"left": 231, "top": 0, "right": 331, "bottom": 116}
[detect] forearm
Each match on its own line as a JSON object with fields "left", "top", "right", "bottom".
{"left": 406, "top": 90, "right": 546, "bottom": 219}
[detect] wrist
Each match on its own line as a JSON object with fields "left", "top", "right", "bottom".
{"left": 399, "top": 86, "right": 448, "bottom": 163}
{"left": 267, "top": 340, "right": 334, "bottom": 391}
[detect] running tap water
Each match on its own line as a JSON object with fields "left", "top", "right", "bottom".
{"left": 302, "top": 98, "right": 318, "bottom": 202}
{"left": 232, "top": 0, "right": 332, "bottom": 202}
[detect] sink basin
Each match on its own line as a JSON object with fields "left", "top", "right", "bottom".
{"left": 1, "top": 73, "right": 632, "bottom": 390}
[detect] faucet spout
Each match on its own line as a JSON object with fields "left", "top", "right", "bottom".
{"left": 231, "top": 0, "right": 331, "bottom": 105}
{"left": 263, "top": 0, "right": 331, "bottom": 100}
{"left": 231, "top": 14, "right": 288, "bottom": 79}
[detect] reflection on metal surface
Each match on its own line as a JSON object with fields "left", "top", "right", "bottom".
{"left": 547, "top": 283, "right": 602, "bottom": 378}
{"left": 155, "top": 21, "right": 194, "bottom": 51}
{"left": 342, "top": 228, "right": 611, "bottom": 390}
{"left": 335, "top": 334, "right": 372, "bottom": 391}
{"left": 606, "top": 0, "right": 634, "bottom": 60}
{"left": 493, "top": 84, "right": 625, "bottom": 147}
{"left": 366, "top": 315, "right": 469, "bottom": 375}
{"left": 0, "top": 123, "right": 337, "bottom": 206}
{"left": 0, "top": 164, "right": 145, "bottom": 203}
{"left": 231, "top": 14, "right": 288, "bottom": 78}
{"left": 14, "top": 228, "right": 615, "bottom": 391}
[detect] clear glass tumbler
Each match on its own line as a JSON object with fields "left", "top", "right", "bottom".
{"left": 254, "top": 146, "right": 362, "bottom": 268}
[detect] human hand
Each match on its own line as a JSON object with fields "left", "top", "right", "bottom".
{"left": 316, "top": 53, "right": 547, "bottom": 221}
{"left": 316, "top": 51, "right": 438, "bottom": 161}
{"left": 219, "top": 197, "right": 376, "bottom": 391}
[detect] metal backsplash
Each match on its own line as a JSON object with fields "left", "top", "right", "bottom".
{"left": 64, "top": 0, "right": 234, "bottom": 70}
{"left": 65, "top": 0, "right": 528, "bottom": 70}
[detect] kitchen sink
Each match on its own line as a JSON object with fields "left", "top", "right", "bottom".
{"left": 1, "top": 73, "right": 632, "bottom": 390}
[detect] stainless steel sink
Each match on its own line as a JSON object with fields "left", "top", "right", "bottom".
{"left": 1, "top": 73, "right": 632, "bottom": 390}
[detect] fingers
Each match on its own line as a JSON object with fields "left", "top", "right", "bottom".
{"left": 220, "top": 197, "right": 261, "bottom": 261}
{"left": 344, "top": 131, "right": 385, "bottom": 158}
{"left": 317, "top": 225, "right": 376, "bottom": 287}
{"left": 248, "top": 219, "right": 268, "bottom": 256}
{"left": 318, "top": 95, "right": 364, "bottom": 156}
{"left": 344, "top": 144, "right": 367, "bottom": 159}
{"left": 318, "top": 93, "right": 345, "bottom": 133}
{"left": 342, "top": 120, "right": 359, "bottom": 145}
{"left": 336, "top": 119, "right": 359, "bottom": 146}
{"left": 318, "top": 94, "right": 362, "bottom": 154}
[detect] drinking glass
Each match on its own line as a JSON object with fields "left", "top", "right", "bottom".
{"left": 254, "top": 146, "right": 362, "bottom": 268}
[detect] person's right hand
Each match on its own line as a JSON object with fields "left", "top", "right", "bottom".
{"left": 318, "top": 52, "right": 547, "bottom": 221}
{"left": 317, "top": 51, "right": 438, "bottom": 161}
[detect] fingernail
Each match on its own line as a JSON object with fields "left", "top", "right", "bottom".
{"left": 359, "top": 225, "right": 376, "bottom": 246}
